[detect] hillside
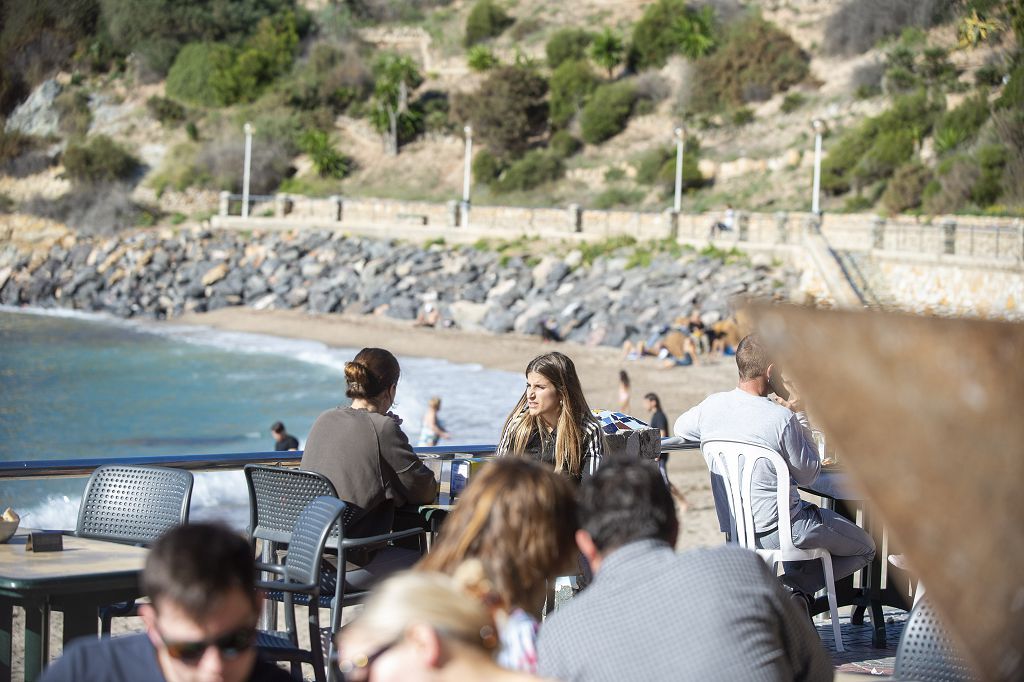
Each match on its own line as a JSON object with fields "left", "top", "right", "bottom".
{"left": 1, "top": 0, "right": 1022, "bottom": 232}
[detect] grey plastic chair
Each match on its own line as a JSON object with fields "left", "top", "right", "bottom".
{"left": 72, "top": 464, "right": 193, "bottom": 634}
{"left": 255, "top": 496, "right": 345, "bottom": 682}
{"left": 894, "top": 598, "right": 977, "bottom": 682}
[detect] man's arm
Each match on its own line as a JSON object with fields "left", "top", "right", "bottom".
{"left": 378, "top": 419, "right": 438, "bottom": 505}
{"left": 672, "top": 403, "right": 702, "bottom": 442}
{"left": 780, "top": 412, "right": 820, "bottom": 485}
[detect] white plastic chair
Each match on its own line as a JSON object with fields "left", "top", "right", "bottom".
{"left": 702, "top": 439, "right": 844, "bottom": 652}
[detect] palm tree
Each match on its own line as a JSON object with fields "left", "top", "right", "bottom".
{"left": 590, "top": 28, "right": 624, "bottom": 78}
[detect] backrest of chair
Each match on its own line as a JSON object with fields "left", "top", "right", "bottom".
{"left": 701, "top": 440, "right": 794, "bottom": 551}
{"left": 284, "top": 496, "right": 346, "bottom": 587}
{"left": 76, "top": 465, "right": 193, "bottom": 545}
{"left": 244, "top": 464, "right": 344, "bottom": 546}
{"left": 894, "top": 598, "right": 977, "bottom": 682}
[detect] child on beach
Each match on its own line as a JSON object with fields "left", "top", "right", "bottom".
{"left": 417, "top": 396, "right": 450, "bottom": 447}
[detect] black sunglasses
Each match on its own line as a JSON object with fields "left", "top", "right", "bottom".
{"left": 332, "top": 637, "right": 401, "bottom": 681}
{"left": 158, "top": 626, "right": 256, "bottom": 665}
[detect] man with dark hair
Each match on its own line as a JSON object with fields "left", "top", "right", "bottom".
{"left": 674, "top": 333, "right": 875, "bottom": 611}
{"left": 270, "top": 421, "right": 298, "bottom": 451}
{"left": 536, "top": 460, "right": 832, "bottom": 681}
{"left": 41, "top": 524, "right": 292, "bottom": 682}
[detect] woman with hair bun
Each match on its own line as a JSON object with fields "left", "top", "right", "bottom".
{"left": 496, "top": 351, "right": 604, "bottom": 483}
{"left": 302, "top": 348, "right": 437, "bottom": 579}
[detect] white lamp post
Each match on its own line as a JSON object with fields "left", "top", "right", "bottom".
{"left": 673, "top": 126, "right": 685, "bottom": 213}
{"left": 811, "top": 118, "right": 824, "bottom": 216}
{"left": 242, "top": 122, "right": 254, "bottom": 219}
{"left": 461, "top": 125, "right": 473, "bottom": 227}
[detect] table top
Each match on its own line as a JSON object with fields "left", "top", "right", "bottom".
{"left": 0, "top": 530, "right": 148, "bottom": 594}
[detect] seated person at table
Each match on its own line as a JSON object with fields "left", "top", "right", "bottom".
{"left": 496, "top": 351, "right": 604, "bottom": 483}
{"left": 673, "top": 333, "right": 875, "bottom": 610}
{"left": 417, "top": 458, "right": 578, "bottom": 673}
{"left": 40, "top": 523, "right": 292, "bottom": 682}
{"left": 336, "top": 570, "right": 537, "bottom": 682}
{"left": 537, "top": 460, "right": 832, "bottom": 682}
{"left": 302, "top": 347, "right": 437, "bottom": 582}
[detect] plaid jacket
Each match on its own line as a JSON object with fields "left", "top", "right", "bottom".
{"left": 496, "top": 406, "right": 603, "bottom": 480}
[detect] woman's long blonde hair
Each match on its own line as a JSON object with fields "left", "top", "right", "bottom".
{"left": 417, "top": 458, "right": 578, "bottom": 615}
{"left": 499, "top": 351, "right": 596, "bottom": 477}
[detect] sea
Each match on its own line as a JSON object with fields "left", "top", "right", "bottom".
{"left": 0, "top": 307, "right": 523, "bottom": 530}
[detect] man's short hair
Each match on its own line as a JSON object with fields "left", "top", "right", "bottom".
{"left": 143, "top": 523, "right": 256, "bottom": 620}
{"left": 578, "top": 460, "right": 677, "bottom": 552}
{"left": 735, "top": 334, "right": 770, "bottom": 381}
{"left": 270, "top": 421, "right": 285, "bottom": 434}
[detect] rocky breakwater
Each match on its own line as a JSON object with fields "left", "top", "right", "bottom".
{"left": 0, "top": 228, "right": 799, "bottom": 346}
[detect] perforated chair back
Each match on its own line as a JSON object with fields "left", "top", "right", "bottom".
{"left": 284, "top": 497, "right": 346, "bottom": 587}
{"left": 76, "top": 465, "right": 193, "bottom": 545}
{"left": 894, "top": 598, "right": 977, "bottom": 681}
{"left": 701, "top": 439, "right": 845, "bottom": 652}
{"left": 245, "top": 465, "right": 359, "bottom": 547}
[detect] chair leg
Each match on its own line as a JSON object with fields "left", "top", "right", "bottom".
{"left": 820, "top": 555, "right": 844, "bottom": 652}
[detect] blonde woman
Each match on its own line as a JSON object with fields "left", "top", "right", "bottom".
{"left": 417, "top": 458, "right": 578, "bottom": 673}
{"left": 496, "top": 352, "right": 604, "bottom": 482}
{"left": 335, "top": 570, "right": 539, "bottom": 682}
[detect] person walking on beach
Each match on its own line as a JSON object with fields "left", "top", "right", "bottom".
{"left": 644, "top": 392, "right": 669, "bottom": 437}
{"left": 302, "top": 348, "right": 437, "bottom": 580}
{"left": 536, "top": 460, "right": 831, "bottom": 682}
{"left": 269, "top": 421, "right": 299, "bottom": 451}
{"left": 417, "top": 396, "right": 450, "bottom": 447}
{"left": 496, "top": 352, "right": 604, "bottom": 483}
{"left": 617, "top": 370, "right": 630, "bottom": 413}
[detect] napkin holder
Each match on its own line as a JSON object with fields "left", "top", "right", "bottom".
{"left": 26, "top": 531, "right": 63, "bottom": 552}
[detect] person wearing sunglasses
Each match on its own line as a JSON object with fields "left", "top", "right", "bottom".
{"left": 335, "top": 570, "right": 539, "bottom": 682}
{"left": 40, "top": 523, "right": 292, "bottom": 682}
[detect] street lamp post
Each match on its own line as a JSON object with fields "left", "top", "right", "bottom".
{"left": 461, "top": 125, "right": 473, "bottom": 227}
{"left": 673, "top": 126, "right": 685, "bottom": 213}
{"left": 811, "top": 118, "right": 824, "bottom": 216}
{"left": 242, "top": 122, "right": 254, "bottom": 219}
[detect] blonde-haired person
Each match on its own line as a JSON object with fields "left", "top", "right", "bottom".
{"left": 417, "top": 396, "right": 450, "bottom": 447}
{"left": 496, "top": 351, "right": 604, "bottom": 482}
{"left": 417, "top": 458, "right": 578, "bottom": 673}
{"left": 335, "top": 569, "right": 540, "bottom": 682}
{"left": 301, "top": 347, "right": 437, "bottom": 583}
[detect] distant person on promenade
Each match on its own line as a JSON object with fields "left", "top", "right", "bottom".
{"left": 673, "top": 334, "right": 875, "bottom": 611}
{"left": 302, "top": 348, "right": 437, "bottom": 583}
{"left": 617, "top": 370, "right": 630, "bottom": 413}
{"left": 269, "top": 421, "right": 299, "bottom": 451}
{"left": 417, "top": 396, "right": 450, "bottom": 447}
{"left": 336, "top": 570, "right": 539, "bottom": 682}
{"left": 644, "top": 392, "right": 669, "bottom": 437}
{"left": 709, "top": 203, "right": 735, "bottom": 238}
{"left": 40, "top": 523, "right": 292, "bottom": 682}
{"left": 536, "top": 460, "right": 832, "bottom": 682}
{"left": 496, "top": 352, "right": 604, "bottom": 483}
{"left": 418, "top": 458, "right": 578, "bottom": 673}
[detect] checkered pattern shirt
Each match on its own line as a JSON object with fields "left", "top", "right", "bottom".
{"left": 537, "top": 540, "right": 833, "bottom": 682}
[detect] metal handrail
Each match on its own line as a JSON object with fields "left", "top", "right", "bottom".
{"left": 0, "top": 441, "right": 699, "bottom": 481}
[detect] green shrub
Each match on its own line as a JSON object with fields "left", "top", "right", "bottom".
{"left": 604, "top": 167, "right": 626, "bottom": 182}
{"left": 634, "top": 141, "right": 704, "bottom": 193}
{"left": 472, "top": 148, "right": 505, "bottom": 182}
{"left": 691, "top": 16, "right": 809, "bottom": 111}
{"left": 590, "top": 28, "right": 624, "bottom": 77}
{"left": 881, "top": 162, "right": 932, "bottom": 213}
{"left": 455, "top": 65, "right": 548, "bottom": 158}
{"left": 545, "top": 28, "right": 593, "bottom": 69}
{"left": 996, "top": 63, "right": 1024, "bottom": 110}
{"left": 0, "top": 192, "right": 14, "bottom": 213}
{"left": 0, "top": 129, "right": 38, "bottom": 165}
{"left": 299, "top": 129, "right": 350, "bottom": 179}
{"left": 971, "top": 143, "right": 1007, "bottom": 206}
{"left": 146, "top": 96, "right": 186, "bottom": 126}
{"left": 628, "top": 0, "right": 716, "bottom": 70}
{"left": 165, "top": 43, "right": 237, "bottom": 106}
{"left": 580, "top": 82, "right": 636, "bottom": 144}
{"left": 55, "top": 89, "right": 92, "bottom": 137}
{"left": 731, "top": 107, "right": 755, "bottom": 126}
{"left": 286, "top": 42, "right": 373, "bottom": 114}
{"left": 593, "top": 186, "right": 645, "bottom": 210}
{"left": 854, "top": 129, "right": 916, "bottom": 185}
{"left": 465, "top": 0, "right": 513, "bottom": 47}
{"left": 549, "top": 130, "right": 582, "bottom": 158}
{"left": 170, "top": 212, "right": 187, "bottom": 225}
{"left": 186, "top": 121, "right": 200, "bottom": 141}
{"left": 549, "top": 59, "right": 600, "bottom": 127}
{"left": 63, "top": 135, "right": 139, "bottom": 184}
{"left": 934, "top": 94, "right": 989, "bottom": 153}
{"left": 493, "top": 149, "right": 564, "bottom": 192}
{"left": 467, "top": 45, "right": 499, "bottom": 71}
{"left": 780, "top": 92, "right": 806, "bottom": 113}
{"left": 975, "top": 63, "right": 1003, "bottom": 87}
{"left": 842, "top": 195, "right": 874, "bottom": 212}
{"left": 824, "top": 0, "right": 951, "bottom": 57}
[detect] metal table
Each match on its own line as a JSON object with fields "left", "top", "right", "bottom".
{"left": 0, "top": 531, "right": 148, "bottom": 682}
{"left": 800, "top": 470, "right": 913, "bottom": 648}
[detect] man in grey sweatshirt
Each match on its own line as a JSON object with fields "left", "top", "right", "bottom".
{"left": 674, "top": 334, "right": 875, "bottom": 603}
